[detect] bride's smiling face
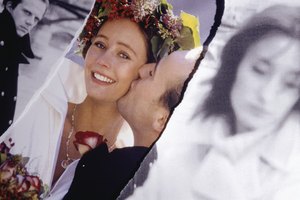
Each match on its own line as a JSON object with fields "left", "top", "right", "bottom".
{"left": 84, "top": 18, "right": 148, "bottom": 102}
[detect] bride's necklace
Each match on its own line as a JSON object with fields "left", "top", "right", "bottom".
{"left": 61, "top": 104, "right": 77, "bottom": 169}
{"left": 61, "top": 105, "right": 117, "bottom": 169}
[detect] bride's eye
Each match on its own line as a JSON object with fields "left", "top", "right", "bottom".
{"left": 119, "top": 52, "right": 130, "bottom": 60}
{"left": 94, "top": 41, "right": 106, "bottom": 49}
{"left": 149, "top": 70, "right": 153, "bottom": 76}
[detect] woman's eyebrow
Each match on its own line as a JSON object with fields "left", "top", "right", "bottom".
{"left": 94, "top": 34, "right": 108, "bottom": 40}
{"left": 258, "top": 58, "right": 272, "bottom": 65}
{"left": 117, "top": 42, "right": 137, "bottom": 56}
{"left": 95, "top": 33, "right": 137, "bottom": 56}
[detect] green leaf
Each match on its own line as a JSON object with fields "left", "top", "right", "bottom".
{"left": 180, "top": 11, "right": 201, "bottom": 47}
{"left": 157, "top": 37, "right": 172, "bottom": 60}
{"left": 151, "top": 36, "right": 162, "bottom": 61}
{"left": 0, "top": 153, "right": 7, "bottom": 163}
{"left": 21, "top": 156, "right": 30, "bottom": 165}
{"left": 176, "top": 26, "right": 194, "bottom": 50}
{"left": 161, "top": 0, "right": 173, "bottom": 9}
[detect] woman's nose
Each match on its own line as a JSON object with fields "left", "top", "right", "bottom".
{"left": 96, "top": 51, "right": 112, "bottom": 68}
{"left": 259, "top": 78, "right": 280, "bottom": 103}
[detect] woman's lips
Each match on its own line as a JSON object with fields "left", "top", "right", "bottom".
{"left": 91, "top": 71, "right": 115, "bottom": 84}
{"left": 248, "top": 104, "right": 272, "bottom": 117}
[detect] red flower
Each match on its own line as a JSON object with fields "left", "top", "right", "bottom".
{"left": 73, "top": 131, "right": 105, "bottom": 155}
{"left": 0, "top": 160, "right": 16, "bottom": 183}
{"left": 26, "top": 175, "right": 42, "bottom": 192}
{"left": 0, "top": 141, "right": 45, "bottom": 199}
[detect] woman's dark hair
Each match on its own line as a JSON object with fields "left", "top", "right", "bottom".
{"left": 202, "top": 5, "right": 300, "bottom": 129}
{"left": 79, "top": 0, "right": 191, "bottom": 63}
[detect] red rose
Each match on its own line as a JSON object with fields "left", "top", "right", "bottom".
{"left": 73, "top": 131, "right": 105, "bottom": 155}
{"left": 26, "top": 175, "right": 42, "bottom": 192}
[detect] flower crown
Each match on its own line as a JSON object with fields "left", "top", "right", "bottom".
{"left": 78, "top": 0, "right": 200, "bottom": 61}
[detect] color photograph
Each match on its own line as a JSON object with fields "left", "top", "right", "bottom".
{"left": 1, "top": 0, "right": 299, "bottom": 199}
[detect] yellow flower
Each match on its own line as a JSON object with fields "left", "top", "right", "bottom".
{"left": 181, "top": 11, "right": 201, "bottom": 47}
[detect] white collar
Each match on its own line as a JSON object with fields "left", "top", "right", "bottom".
{"left": 193, "top": 112, "right": 300, "bottom": 171}
{"left": 260, "top": 112, "right": 300, "bottom": 171}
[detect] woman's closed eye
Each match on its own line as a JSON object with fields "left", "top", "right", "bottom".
{"left": 284, "top": 75, "right": 300, "bottom": 89}
{"left": 284, "top": 81, "right": 299, "bottom": 89}
{"left": 252, "top": 64, "right": 269, "bottom": 75}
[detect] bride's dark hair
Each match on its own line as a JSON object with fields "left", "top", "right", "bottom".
{"left": 78, "top": 0, "right": 198, "bottom": 62}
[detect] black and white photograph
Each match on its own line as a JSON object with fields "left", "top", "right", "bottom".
{"left": 0, "top": 0, "right": 95, "bottom": 134}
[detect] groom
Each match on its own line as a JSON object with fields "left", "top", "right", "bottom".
{"left": 116, "top": 47, "right": 202, "bottom": 199}
{"left": 118, "top": 49, "right": 201, "bottom": 146}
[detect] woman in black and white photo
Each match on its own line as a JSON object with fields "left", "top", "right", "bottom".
{"left": 184, "top": 4, "right": 300, "bottom": 199}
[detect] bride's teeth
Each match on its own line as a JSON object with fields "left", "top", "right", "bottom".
{"left": 94, "top": 73, "right": 114, "bottom": 83}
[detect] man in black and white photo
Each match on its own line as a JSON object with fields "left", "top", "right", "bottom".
{"left": 0, "top": 0, "right": 48, "bottom": 135}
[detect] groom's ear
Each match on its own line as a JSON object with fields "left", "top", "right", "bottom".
{"left": 152, "top": 108, "right": 169, "bottom": 133}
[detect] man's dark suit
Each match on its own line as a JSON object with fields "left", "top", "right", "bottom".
{"left": 0, "top": 8, "right": 34, "bottom": 135}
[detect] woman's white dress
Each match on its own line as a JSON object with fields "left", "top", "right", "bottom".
{"left": 0, "top": 57, "right": 87, "bottom": 196}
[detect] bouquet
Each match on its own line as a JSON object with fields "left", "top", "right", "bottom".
{"left": 0, "top": 139, "right": 46, "bottom": 200}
